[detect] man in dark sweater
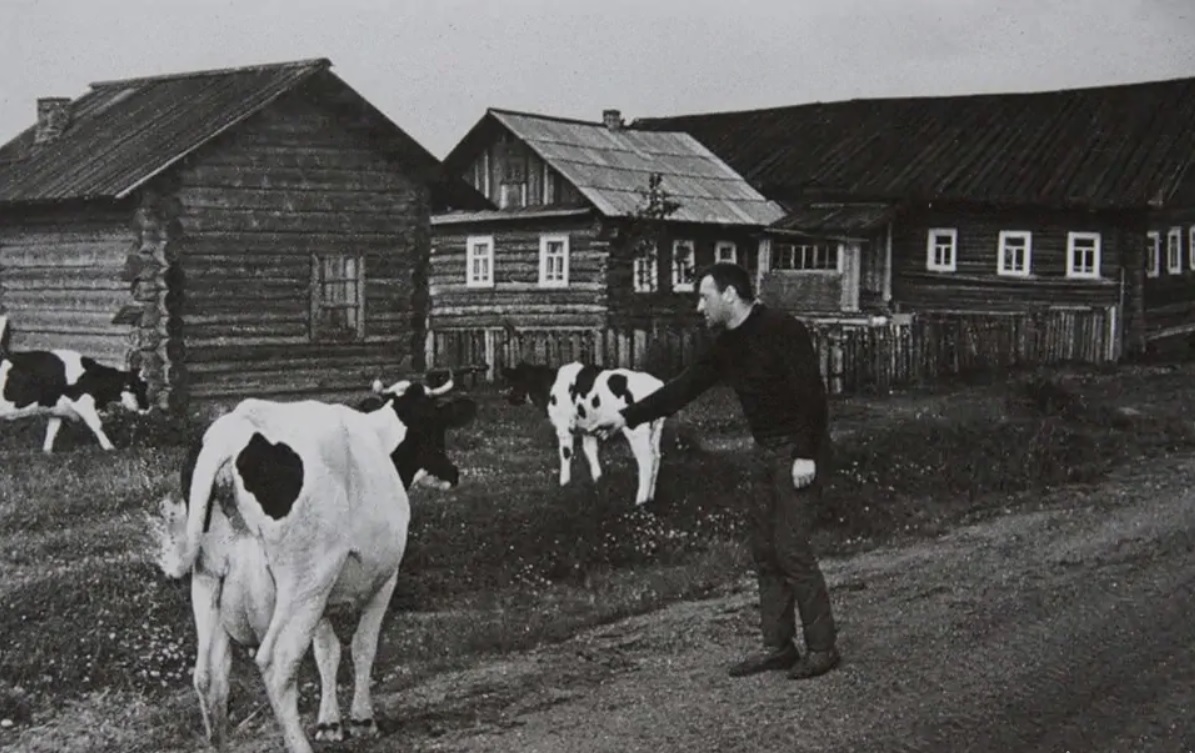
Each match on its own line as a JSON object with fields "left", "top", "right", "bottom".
{"left": 594, "top": 262, "right": 840, "bottom": 679}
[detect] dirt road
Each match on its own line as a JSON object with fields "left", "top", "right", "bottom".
{"left": 368, "top": 455, "right": 1195, "bottom": 753}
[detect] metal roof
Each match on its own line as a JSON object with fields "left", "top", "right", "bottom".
{"left": 0, "top": 58, "right": 487, "bottom": 209}
{"left": 771, "top": 202, "right": 896, "bottom": 238}
{"left": 455, "top": 109, "right": 785, "bottom": 226}
{"left": 633, "top": 76, "right": 1195, "bottom": 211}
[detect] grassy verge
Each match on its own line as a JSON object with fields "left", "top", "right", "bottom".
{"left": 2, "top": 365, "right": 1194, "bottom": 748}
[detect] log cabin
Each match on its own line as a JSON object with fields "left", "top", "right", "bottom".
{"left": 0, "top": 58, "right": 485, "bottom": 413}
{"left": 428, "top": 108, "right": 785, "bottom": 376}
{"left": 635, "top": 75, "right": 1195, "bottom": 358}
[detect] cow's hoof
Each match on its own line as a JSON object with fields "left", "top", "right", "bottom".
{"left": 349, "top": 717, "right": 378, "bottom": 738}
{"left": 314, "top": 721, "right": 345, "bottom": 741}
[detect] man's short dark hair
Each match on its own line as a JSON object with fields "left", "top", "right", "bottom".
{"left": 698, "top": 262, "right": 754, "bottom": 302}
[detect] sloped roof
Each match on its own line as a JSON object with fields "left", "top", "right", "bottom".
{"left": 771, "top": 203, "right": 896, "bottom": 240}
{"left": 0, "top": 58, "right": 486, "bottom": 209}
{"left": 444, "top": 108, "right": 785, "bottom": 226}
{"left": 633, "top": 76, "right": 1195, "bottom": 211}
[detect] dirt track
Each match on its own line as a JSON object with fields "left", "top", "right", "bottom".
{"left": 366, "top": 455, "right": 1195, "bottom": 753}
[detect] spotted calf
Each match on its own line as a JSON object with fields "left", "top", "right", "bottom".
{"left": 502, "top": 361, "right": 665, "bottom": 506}
{"left": 0, "top": 323, "right": 150, "bottom": 452}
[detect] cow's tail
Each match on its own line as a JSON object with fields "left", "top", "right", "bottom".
{"left": 152, "top": 418, "right": 239, "bottom": 579}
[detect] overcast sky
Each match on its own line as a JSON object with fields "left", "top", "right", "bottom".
{"left": 2, "top": 0, "right": 1193, "bottom": 159}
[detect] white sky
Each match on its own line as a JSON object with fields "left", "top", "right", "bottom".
{"left": 2, "top": 0, "right": 1194, "bottom": 159}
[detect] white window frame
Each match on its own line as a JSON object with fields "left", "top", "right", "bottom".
{"left": 926, "top": 228, "right": 957, "bottom": 272}
{"left": 1066, "top": 231, "right": 1101, "bottom": 280}
{"left": 465, "top": 235, "right": 494, "bottom": 288}
{"left": 1189, "top": 226, "right": 1195, "bottom": 270}
{"left": 538, "top": 233, "right": 569, "bottom": 288}
{"left": 997, "top": 230, "right": 1032, "bottom": 277}
{"left": 715, "top": 240, "right": 738, "bottom": 264}
{"left": 633, "top": 243, "right": 658, "bottom": 293}
{"left": 671, "top": 239, "right": 696, "bottom": 292}
{"left": 1168, "top": 227, "right": 1183, "bottom": 274}
{"left": 1147, "top": 231, "right": 1160, "bottom": 278}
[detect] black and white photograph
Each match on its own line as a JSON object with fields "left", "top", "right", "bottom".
{"left": 1, "top": 1, "right": 1194, "bottom": 751}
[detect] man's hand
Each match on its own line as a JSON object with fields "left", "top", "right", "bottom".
{"left": 593, "top": 412, "right": 627, "bottom": 440}
{"left": 791, "top": 458, "right": 816, "bottom": 489}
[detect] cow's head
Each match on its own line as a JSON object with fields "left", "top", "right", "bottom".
{"left": 501, "top": 362, "right": 556, "bottom": 408}
{"left": 121, "top": 366, "right": 152, "bottom": 414}
{"left": 359, "top": 375, "right": 477, "bottom": 490}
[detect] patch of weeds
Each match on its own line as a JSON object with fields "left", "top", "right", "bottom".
{"left": 0, "top": 561, "right": 193, "bottom": 705}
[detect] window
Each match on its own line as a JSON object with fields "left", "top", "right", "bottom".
{"left": 1168, "top": 227, "right": 1183, "bottom": 274}
{"left": 633, "top": 243, "right": 658, "bottom": 293}
{"left": 466, "top": 236, "right": 494, "bottom": 287}
{"left": 539, "top": 234, "right": 569, "bottom": 287}
{"left": 1147, "top": 231, "right": 1160, "bottom": 277}
{"left": 926, "top": 228, "right": 957, "bottom": 272}
{"left": 312, "top": 254, "right": 364, "bottom": 342}
{"left": 715, "top": 241, "right": 738, "bottom": 264}
{"left": 671, "top": 239, "right": 696, "bottom": 291}
{"left": 1066, "top": 232, "right": 1101, "bottom": 279}
{"left": 997, "top": 231, "right": 1032, "bottom": 277}
{"left": 773, "top": 242, "right": 837, "bottom": 270}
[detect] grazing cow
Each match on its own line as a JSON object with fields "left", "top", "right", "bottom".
{"left": 502, "top": 361, "right": 665, "bottom": 506}
{"left": 153, "top": 377, "right": 475, "bottom": 753}
{"left": 0, "top": 316, "right": 150, "bottom": 452}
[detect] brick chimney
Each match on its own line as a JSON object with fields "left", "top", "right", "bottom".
{"left": 34, "top": 97, "right": 72, "bottom": 145}
{"left": 602, "top": 108, "right": 623, "bottom": 130}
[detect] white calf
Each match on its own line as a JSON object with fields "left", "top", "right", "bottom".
{"left": 502, "top": 361, "right": 665, "bottom": 506}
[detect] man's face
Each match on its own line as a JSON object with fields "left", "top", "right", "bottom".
{"left": 696, "top": 274, "right": 730, "bottom": 329}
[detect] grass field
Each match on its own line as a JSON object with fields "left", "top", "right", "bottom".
{"left": 3, "top": 362, "right": 1195, "bottom": 751}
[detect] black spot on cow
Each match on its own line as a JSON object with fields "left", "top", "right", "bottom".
{"left": 569, "top": 365, "right": 601, "bottom": 403}
{"left": 592, "top": 394, "right": 601, "bottom": 408}
{"left": 67, "top": 357, "right": 136, "bottom": 406}
{"left": 235, "top": 433, "right": 304, "bottom": 520}
{"left": 2, "top": 352, "right": 67, "bottom": 407}
{"left": 549, "top": 394, "right": 557, "bottom": 406}
{"left": 562, "top": 446, "right": 572, "bottom": 460}
{"left": 607, "top": 374, "right": 635, "bottom": 405}
{"left": 576, "top": 403, "right": 587, "bottom": 419}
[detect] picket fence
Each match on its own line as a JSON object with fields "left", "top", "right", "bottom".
{"left": 429, "top": 307, "right": 1120, "bottom": 395}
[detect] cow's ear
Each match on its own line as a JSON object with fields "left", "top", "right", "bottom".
{"left": 440, "top": 398, "right": 477, "bottom": 429}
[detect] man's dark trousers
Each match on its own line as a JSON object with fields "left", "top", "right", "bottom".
{"left": 746, "top": 438, "right": 837, "bottom": 653}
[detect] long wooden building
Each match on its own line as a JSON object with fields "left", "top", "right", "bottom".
{"left": 636, "top": 76, "right": 1195, "bottom": 358}
{"left": 0, "top": 58, "right": 484, "bottom": 413}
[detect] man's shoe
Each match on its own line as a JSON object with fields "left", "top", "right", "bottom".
{"left": 728, "top": 644, "right": 800, "bottom": 677}
{"left": 788, "top": 647, "right": 840, "bottom": 679}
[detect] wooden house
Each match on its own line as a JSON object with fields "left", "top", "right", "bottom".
{"left": 636, "top": 76, "right": 1195, "bottom": 358}
{"left": 0, "top": 58, "right": 485, "bottom": 413}
{"left": 428, "top": 108, "right": 784, "bottom": 374}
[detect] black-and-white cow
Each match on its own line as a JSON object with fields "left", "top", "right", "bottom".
{"left": 502, "top": 361, "right": 665, "bottom": 506}
{"left": 0, "top": 333, "right": 150, "bottom": 452}
{"left": 153, "top": 376, "right": 476, "bottom": 753}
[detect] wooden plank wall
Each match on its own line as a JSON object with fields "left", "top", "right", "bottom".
{"left": 431, "top": 306, "right": 1119, "bottom": 395}
{"left": 174, "top": 89, "right": 428, "bottom": 402}
{"left": 606, "top": 223, "right": 760, "bottom": 326}
{"left": 891, "top": 205, "right": 1124, "bottom": 311}
{"left": 1143, "top": 208, "right": 1195, "bottom": 338}
{"left": 430, "top": 217, "right": 607, "bottom": 329}
{"left": 0, "top": 204, "right": 137, "bottom": 366}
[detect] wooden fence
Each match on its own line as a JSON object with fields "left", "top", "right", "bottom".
{"left": 428, "top": 306, "right": 1120, "bottom": 395}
